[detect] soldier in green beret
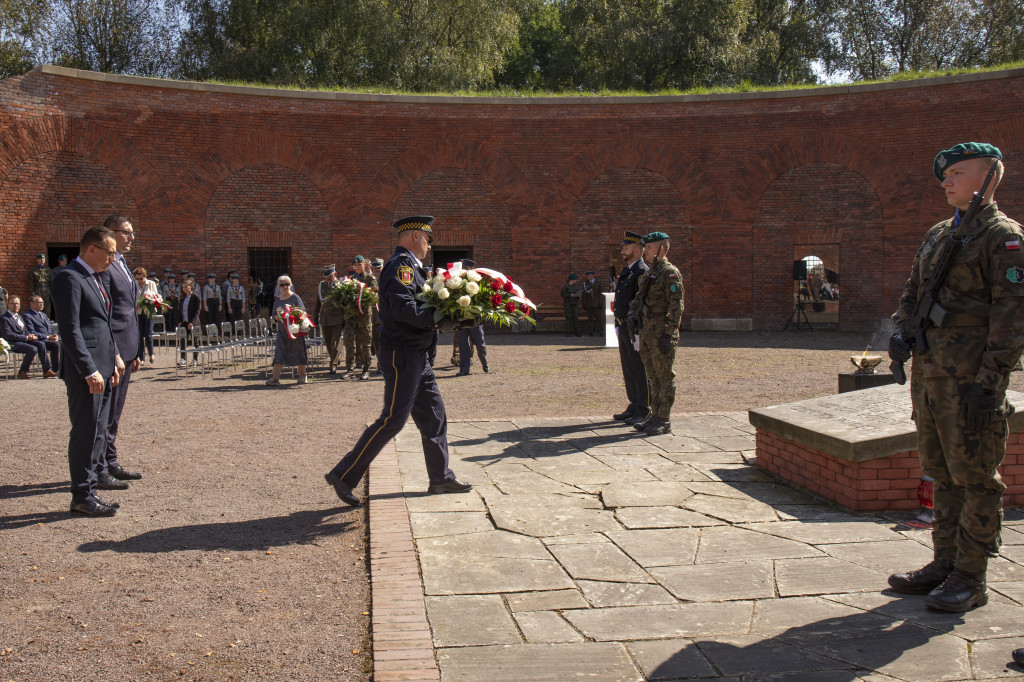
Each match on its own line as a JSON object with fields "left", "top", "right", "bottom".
{"left": 627, "top": 232, "right": 683, "bottom": 436}
{"left": 28, "top": 253, "right": 53, "bottom": 317}
{"left": 343, "top": 255, "right": 377, "bottom": 380}
{"left": 888, "top": 142, "right": 1024, "bottom": 612}
{"left": 560, "top": 274, "right": 582, "bottom": 337}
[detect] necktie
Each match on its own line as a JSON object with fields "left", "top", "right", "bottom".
{"left": 93, "top": 274, "right": 110, "bottom": 312}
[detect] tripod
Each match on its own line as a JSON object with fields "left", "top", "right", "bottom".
{"left": 783, "top": 300, "right": 813, "bottom": 332}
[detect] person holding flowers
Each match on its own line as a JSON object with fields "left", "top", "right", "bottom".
{"left": 325, "top": 216, "right": 473, "bottom": 507}
{"left": 266, "top": 275, "right": 311, "bottom": 385}
{"left": 317, "top": 264, "right": 346, "bottom": 374}
{"left": 342, "top": 255, "right": 377, "bottom": 380}
{"left": 133, "top": 267, "right": 162, "bottom": 365}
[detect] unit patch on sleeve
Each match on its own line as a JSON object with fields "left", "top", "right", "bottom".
{"left": 397, "top": 266, "right": 414, "bottom": 286}
{"left": 1006, "top": 266, "right": 1024, "bottom": 285}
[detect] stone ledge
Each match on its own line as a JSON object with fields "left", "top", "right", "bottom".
{"left": 690, "top": 318, "right": 753, "bottom": 332}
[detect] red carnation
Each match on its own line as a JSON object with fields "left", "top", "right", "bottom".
{"left": 505, "top": 301, "right": 516, "bottom": 313}
{"left": 490, "top": 293, "right": 503, "bottom": 307}
{"left": 503, "top": 281, "right": 514, "bottom": 293}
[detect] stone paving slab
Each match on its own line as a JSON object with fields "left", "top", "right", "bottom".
{"left": 376, "top": 418, "right": 1024, "bottom": 682}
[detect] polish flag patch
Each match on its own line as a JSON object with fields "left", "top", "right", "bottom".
{"left": 1006, "top": 240, "right": 1021, "bottom": 251}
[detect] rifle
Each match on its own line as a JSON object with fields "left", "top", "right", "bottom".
{"left": 890, "top": 160, "right": 999, "bottom": 384}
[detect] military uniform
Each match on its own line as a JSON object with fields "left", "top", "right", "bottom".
{"left": 343, "top": 262, "right": 377, "bottom": 378}
{"left": 629, "top": 232, "right": 684, "bottom": 435}
{"left": 888, "top": 142, "right": 1024, "bottom": 612}
{"left": 561, "top": 276, "right": 581, "bottom": 336}
{"left": 159, "top": 275, "right": 180, "bottom": 329}
{"left": 326, "top": 216, "right": 469, "bottom": 506}
{"left": 226, "top": 278, "right": 246, "bottom": 324}
{"left": 202, "top": 276, "right": 221, "bottom": 327}
{"left": 318, "top": 266, "right": 345, "bottom": 372}
{"left": 580, "top": 273, "right": 603, "bottom": 336}
{"left": 29, "top": 257, "right": 53, "bottom": 317}
{"left": 614, "top": 231, "right": 650, "bottom": 422}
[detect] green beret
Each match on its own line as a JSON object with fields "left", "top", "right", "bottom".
{"left": 643, "top": 231, "right": 671, "bottom": 244}
{"left": 568, "top": 274, "right": 578, "bottom": 280}
{"left": 934, "top": 142, "right": 1002, "bottom": 181}
{"left": 352, "top": 255, "right": 365, "bottom": 264}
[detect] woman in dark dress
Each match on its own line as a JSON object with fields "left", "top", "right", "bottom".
{"left": 266, "top": 275, "right": 308, "bottom": 385}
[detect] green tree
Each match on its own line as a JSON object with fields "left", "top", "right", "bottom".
{"left": 0, "top": 0, "right": 46, "bottom": 77}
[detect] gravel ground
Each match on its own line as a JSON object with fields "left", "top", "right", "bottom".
{"left": 3, "top": 329, "right": 1021, "bottom": 680}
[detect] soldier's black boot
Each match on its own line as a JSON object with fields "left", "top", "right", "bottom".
{"left": 360, "top": 364, "right": 370, "bottom": 381}
{"left": 632, "top": 415, "right": 654, "bottom": 431}
{"left": 1012, "top": 648, "right": 1024, "bottom": 666}
{"left": 925, "top": 569, "right": 987, "bottom": 612}
{"left": 888, "top": 558, "right": 954, "bottom": 594}
{"left": 644, "top": 418, "right": 671, "bottom": 436}
{"left": 613, "top": 408, "right": 633, "bottom": 421}
{"left": 625, "top": 411, "right": 650, "bottom": 426}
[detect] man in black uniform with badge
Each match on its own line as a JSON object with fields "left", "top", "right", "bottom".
{"left": 325, "top": 216, "right": 472, "bottom": 506}
{"left": 612, "top": 230, "right": 650, "bottom": 425}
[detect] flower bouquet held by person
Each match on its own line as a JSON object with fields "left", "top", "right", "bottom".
{"left": 416, "top": 261, "right": 536, "bottom": 326}
{"left": 0, "top": 338, "right": 10, "bottom": 355}
{"left": 324, "top": 276, "right": 379, "bottom": 315}
{"left": 278, "top": 305, "right": 316, "bottom": 339}
{"left": 137, "top": 292, "right": 171, "bottom": 318}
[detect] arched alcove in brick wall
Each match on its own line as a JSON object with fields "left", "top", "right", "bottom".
{"left": 752, "top": 163, "right": 882, "bottom": 331}
{"left": 203, "top": 163, "right": 333, "bottom": 296}
{"left": 569, "top": 168, "right": 691, "bottom": 316}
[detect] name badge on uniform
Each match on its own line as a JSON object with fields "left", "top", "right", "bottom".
{"left": 397, "top": 266, "right": 414, "bottom": 286}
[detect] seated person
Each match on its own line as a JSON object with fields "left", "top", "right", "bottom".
{"left": 22, "top": 295, "right": 59, "bottom": 372}
{"left": 1, "top": 295, "right": 57, "bottom": 378}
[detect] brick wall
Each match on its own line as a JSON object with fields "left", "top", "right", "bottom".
{"left": 756, "top": 430, "right": 1024, "bottom": 512}
{"left": 0, "top": 65, "right": 1023, "bottom": 330}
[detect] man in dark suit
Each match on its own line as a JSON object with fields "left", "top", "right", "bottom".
{"left": 1, "top": 295, "right": 58, "bottom": 378}
{"left": 52, "top": 226, "right": 123, "bottom": 516}
{"left": 98, "top": 215, "right": 144, "bottom": 487}
{"left": 612, "top": 230, "right": 650, "bottom": 425}
{"left": 23, "top": 294, "right": 60, "bottom": 372}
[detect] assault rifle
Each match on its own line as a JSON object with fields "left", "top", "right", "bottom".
{"left": 890, "top": 160, "right": 999, "bottom": 384}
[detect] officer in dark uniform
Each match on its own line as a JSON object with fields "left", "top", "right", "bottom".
{"left": 613, "top": 231, "right": 650, "bottom": 424}
{"left": 325, "top": 216, "right": 473, "bottom": 506}
{"left": 561, "top": 274, "right": 581, "bottom": 336}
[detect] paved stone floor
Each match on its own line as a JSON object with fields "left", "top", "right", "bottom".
{"left": 376, "top": 413, "right": 1024, "bottom": 681}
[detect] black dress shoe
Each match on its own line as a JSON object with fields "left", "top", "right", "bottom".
{"left": 108, "top": 464, "right": 143, "bottom": 480}
{"left": 456, "top": 370, "right": 470, "bottom": 376}
{"left": 70, "top": 498, "right": 117, "bottom": 516}
{"left": 482, "top": 364, "right": 489, "bottom": 373}
{"left": 94, "top": 495, "right": 121, "bottom": 509}
{"left": 888, "top": 559, "right": 954, "bottom": 594}
{"left": 625, "top": 413, "right": 650, "bottom": 426}
{"left": 925, "top": 570, "right": 988, "bottom": 612}
{"left": 97, "top": 473, "right": 130, "bottom": 490}
{"left": 1013, "top": 648, "right": 1024, "bottom": 666}
{"left": 325, "top": 472, "right": 360, "bottom": 507}
{"left": 613, "top": 409, "right": 633, "bottom": 421}
{"left": 428, "top": 478, "right": 473, "bottom": 494}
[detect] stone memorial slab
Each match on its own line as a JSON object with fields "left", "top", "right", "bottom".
{"left": 605, "top": 529, "right": 700, "bottom": 567}
{"left": 504, "top": 589, "right": 588, "bottom": 612}
{"left": 774, "top": 557, "right": 887, "bottom": 596}
{"left": 576, "top": 580, "right": 677, "bottom": 607}
{"left": 696, "top": 526, "right": 822, "bottom": 563}
{"left": 650, "top": 561, "right": 774, "bottom": 602}
{"left": 749, "top": 384, "right": 1024, "bottom": 462}
{"left": 626, "top": 639, "right": 717, "bottom": 680}
{"left": 737, "top": 520, "right": 904, "bottom": 545}
{"left": 563, "top": 602, "right": 753, "bottom": 641}
{"left": 547, "top": 542, "right": 652, "bottom": 583}
{"left": 683, "top": 494, "right": 779, "bottom": 524}
{"left": 513, "top": 611, "right": 585, "bottom": 643}
{"left": 436, "top": 643, "right": 641, "bottom": 682}
{"left": 425, "top": 595, "right": 521, "bottom": 646}
{"left": 616, "top": 506, "right": 726, "bottom": 529}
{"left": 600, "top": 481, "right": 694, "bottom": 508}
{"left": 409, "top": 511, "right": 494, "bottom": 538}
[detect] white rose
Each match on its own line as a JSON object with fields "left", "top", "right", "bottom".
{"left": 288, "top": 324, "right": 300, "bottom": 335}
{"left": 457, "top": 295, "right": 471, "bottom": 308}
{"left": 432, "top": 280, "right": 446, "bottom": 293}
{"left": 421, "top": 284, "right": 431, "bottom": 294}
{"left": 300, "top": 318, "right": 311, "bottom": 330}
{"left": 466, "top": 270, "right": 482, "bottom": 282}
{"left": 437, "top": 288, "right": 451, "bottom": 300}
{"left": 465, "top": 281, "right": 480, "bottom": 295}
{"left": 446, "top": 276, "right": 462, "bottom": 289}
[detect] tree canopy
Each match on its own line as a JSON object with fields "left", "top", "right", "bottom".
{"left": 1, "top": 0, "right": 1022, "bottom": 90}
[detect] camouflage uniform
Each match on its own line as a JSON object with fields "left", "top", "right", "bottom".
{"left": 28, "top": 265, "right": 53, "bottom": 317}
{"left": 580, "top": 277, "right": 603, "bottom": 336}
{"left": 344, "top": 271, "right": 377, "bottom": 372}
{"left": 560, "top": 280, "right": 581, "bottom": 336}
{"left": 630, "top": 258, "right": 684, "bottom": 421}
{"left": 894, "top": 202, "right": 1024, "bottom": 576}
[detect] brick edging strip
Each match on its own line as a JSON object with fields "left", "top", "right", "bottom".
{"left": 367, "top": 441, "right": 440, "bottom": 682}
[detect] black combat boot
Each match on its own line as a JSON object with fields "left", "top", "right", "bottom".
{"left": 888, "top": 558, "right": 954, "bottom": 594}
{"left": 925, "top": 569, "right": 987, "bottom": 612}
{"left": 644, "top": 418, "right": 672, "bottom": 436}
{"left": 633, "top": 415, "right": 654, "bottom": 431}
{"left": 625, "top": 411, "right": 650, "bottom": 426}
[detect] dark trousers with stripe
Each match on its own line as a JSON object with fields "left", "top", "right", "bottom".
{"left": 66, "top": 376, "right": 113, "bottom": 500}
{"left": 331, "top": 342, "right": 455, "bottom": 488}
{"left": 617, "top": 324, "right": 649, "bottom": 416}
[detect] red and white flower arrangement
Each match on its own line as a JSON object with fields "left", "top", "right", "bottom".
{"left": 416, "top": 262, "right": 536, "bottom": 326}
{"left": 137, "top": 292, "right": 171, "bottom": 318}
{"left": 324, "top": 277, "right": 379, "bottom": 314}
{"left": 278, "top": 305, "right": 316, "bottom": 339}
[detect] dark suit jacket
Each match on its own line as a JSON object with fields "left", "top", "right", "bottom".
{"left": 0, "top": 311, "right": 30, "bottom": 343}
{"left": 178, "top": 295, "right": 201, "bottom": 328}
{"left": 99, "top": 254, "right": 140, "bottom": 362}
{"left": 23, "top": 308, "right": 55, "bottom": 337}
{"left": 52, "top": 261, "right": 117, "bottom": 381}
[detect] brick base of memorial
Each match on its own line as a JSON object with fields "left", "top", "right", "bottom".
{"left": 749, "top": 384, "right": 1024, "bottom": 512}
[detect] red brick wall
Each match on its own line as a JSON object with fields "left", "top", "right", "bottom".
{"left": 756, "top": 430, "right": 1024, "bottom": 512}
{"left": 0, "top": 65, "right": 1023, "bottom": 330}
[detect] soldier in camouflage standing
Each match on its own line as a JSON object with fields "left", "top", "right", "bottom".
{"left": 628, "top": 231, "right": 683, "bottom": 436}
{"left": 560, "top": 274, "right": 581, "bottom": 337}
{"left": 343, "top": 255, "right": 377, "bottom": 380}
{"left": 888, "top": 143, "right": 1024, "bottom": 612}
{"left": 29, "top": 253, "right": 53, "bottom": 317}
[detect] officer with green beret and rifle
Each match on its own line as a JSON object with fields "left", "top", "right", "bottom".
{"left": 627, "top": 231, "right": 684, "bottom": 436}
{"left": 888, "top": 142, "right": 1024, "bottom": 613}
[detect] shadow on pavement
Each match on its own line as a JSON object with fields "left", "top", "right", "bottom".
{"left": 76, "top": 508, "right": 358, "bottom": 554}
